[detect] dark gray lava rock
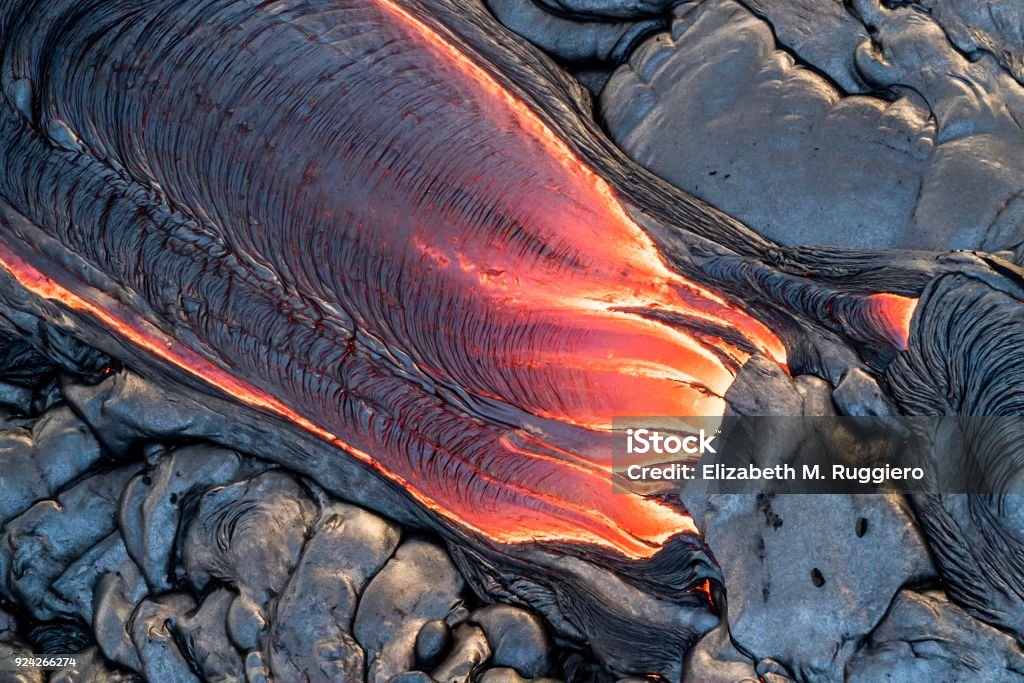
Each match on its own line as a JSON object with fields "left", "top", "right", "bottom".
{"left": 487, "top": 0, "right": 664, "bottom": 64}
{"left": 48, "top": 646, "right": 139, "bottom": 682}
{"left": 724, "top": 355, "right": 804, "bottom": 418}
{"left": 415, "top": 619, "right": 452, "bottom": 671}
{"left": 355, "top": 537, "right": 466, "bottom": 682}
{"left": 429, "top": 623, "right": 490, "bottom": 683}
{"left": 0, "top": 427, "right": 47, "bottom": 525}
{"left": 601, "top": 0, "right": 1024, "bottom": 253}
{"left": 30, "top": 405, "right": 104, "bottom": 493}
{"left": 735, "top": 0, "right": 871, "bottom": 92}
{"left": 50, "top": 533, "right": 138, "bottom": 625}
{"left": 170, "top": 588, "right": 243, "bottom": 682}
{"left": 390, "top": 673, "right": 437, "bottom": 683}
{"left": 0, "top": 464, "right": 142, "bottom": 621}
{"left": 682, "top": 620, "right": 759, "bottom": 682}
{"left": 245, "top": 650, "right": 271, "bottom": 683}
{"left": 268, "top": 500, "right": 400, "bottom": 682}
{"left": 0, "top": 609, "right": 43, "bottom": 683}
{"left": 182, "top": 471, "right": 316, "bottom": 613}
{"left": 61, "top": 370, "right": 426, "bottom": 528}
{"left": 851, "top": 0, "right": 1024, "bottom": 254}
{"left": 919, "top": 0, "right": 1024, "bottom": 85}
{"left": 846, "top": 589, "right": 1024, "bottom": 681}
{"left": 129, "top": 594, "right": 198, "bottom": 682}
{"left": 0, "top": 608, "right": 19, "bottom": 642}
{"left": 831, "top": 368, "right": 899, "bottom": 419}
{"left": 793, "top": 375, "right": 837, "bottom": 418}
{"left": 0, "top": 381, "right": 32, "bottom": 415}
{"left": 92, "top": 564, "right": 148, "bottom": 672}
{"left": 119, "top": 444, "right": 252, "bottom": 592}
{"left": 0, "top": 405, "right": 104, "bottom": 526}
{"left": 680, "top": 493, "right": 936, "bottom": 680}
{"left": 471, "top": 604, "right": 552, "bottom": 678}
{"left": 227, "top": 595, "right": 266, "bottom": 652}
{"left": 478, "top": 669, "right": 563, "bottom": 683}
{"left": 535, "top": 0, "right": 676, "bottom": 19}
{"left": 601, "top": 0, "right": 930, "bottom": 249}
{"left": 59, "top": 372, "right": 215, "bottom": 458}
{"left": 0, "top": 642, "right": 44, "bottom": 683}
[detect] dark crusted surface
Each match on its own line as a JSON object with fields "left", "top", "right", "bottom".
{"left": 0, "top": 372, "right": 571, "bottom": 682}
{"left": 601, "top": 0, "right": 1024, "bottom": 252}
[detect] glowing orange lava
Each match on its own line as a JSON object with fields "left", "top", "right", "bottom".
{"left": 0, "top": 242, "right": 695, "bottom": 557}
{"left": 867, "top": 293, "right": 918, "bottom": 350}
{"left": 375, "top": 0, "right": 786, "bottom": 431}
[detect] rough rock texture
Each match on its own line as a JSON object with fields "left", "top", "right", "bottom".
{"left": 846, "top": 589, "right": 1024, "bottom": 682}
{"left": 601, "top": 0, "right": 1024, "bottom": 252}
{"left": 171, "top": 588, "right": 243, "bottom": 682}
{"left": 682, "top": 620, "right": 760, "bottom": 683}
{"left": 535, "top": 0, "right": 677, "bottom": 18}
{"left": 268, "top": 498, "right": 400, "bottom": 682}
{"left": 0, "top": 463, "right": 142, "bottom": 622}
{"left": 0, "top": 609, "right": 43, "bottom": 683}
{"left": 119, "top": 444, "right": 256, "bottom": 593}
{"left": 49, "top": 646, "right": 140, "bottom": 682}
{"left": 182, "top": 471, "right": 317, "bottom": 614}
{"left": 478, "top": 669, "right": 563, "bottom": 683}
{"left": 0, "top": 405, "right": 103, "bottom": 523}
{"left": 0, "top": 385, "right": 576, "bottom": 682}
{"left": 354, "top": 538, "right": 467, "bottom": 681}
{"left": 130, "top": 594, "right": 199, "bottom": 682}
{"left": 487, "top": 0, "right": 665, "bottom": 64}
{"left": 920, "top": 0, "right": 1024, "bottom": 85}
{"left": 48, "top": 647, "right": 138, "bottom": 683}
{"left": 471, "top": 604, "right": 553, "bottom": 678}
{"left": 415, "top": 619, "right": 452, "bottom": 671}
{"left": 430, "top": 622, "right": 491, "bottom": 682}
{"left": 93, "top": 562, "right": 149, "bottom": 671}
{"left": 683, "top": 492, "right": 936, "bottom": 680}
{"left": 885, "top": 274, "right": 1024, "bottom": 644}
{"left": 734, "top": 0, "right": 871, "bottom": 93}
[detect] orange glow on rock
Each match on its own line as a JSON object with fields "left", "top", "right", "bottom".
{"left": 867, "top": 293, "right": 918, "bottom": 350}
{"left": 696, "top": 579, "right": 714, "bottom": 605}
{"left": 375, "top": 0, "right": 787, "bottom": 431}
{"left": 0, "top": 243, "right": 695, "bottom": 558}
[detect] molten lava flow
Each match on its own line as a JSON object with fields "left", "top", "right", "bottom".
{"left": 867, "top": 293, "right": 918, "bottom": 350}
{"left": 0, "top": 242, "right": 695, "bottom": 557}
{"left": 371, "top": 0, "right": 786, "bottom": 432}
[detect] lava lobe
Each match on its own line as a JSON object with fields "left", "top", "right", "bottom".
{"left": 0, "top": 0, "right": 796, "bottom": 560}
